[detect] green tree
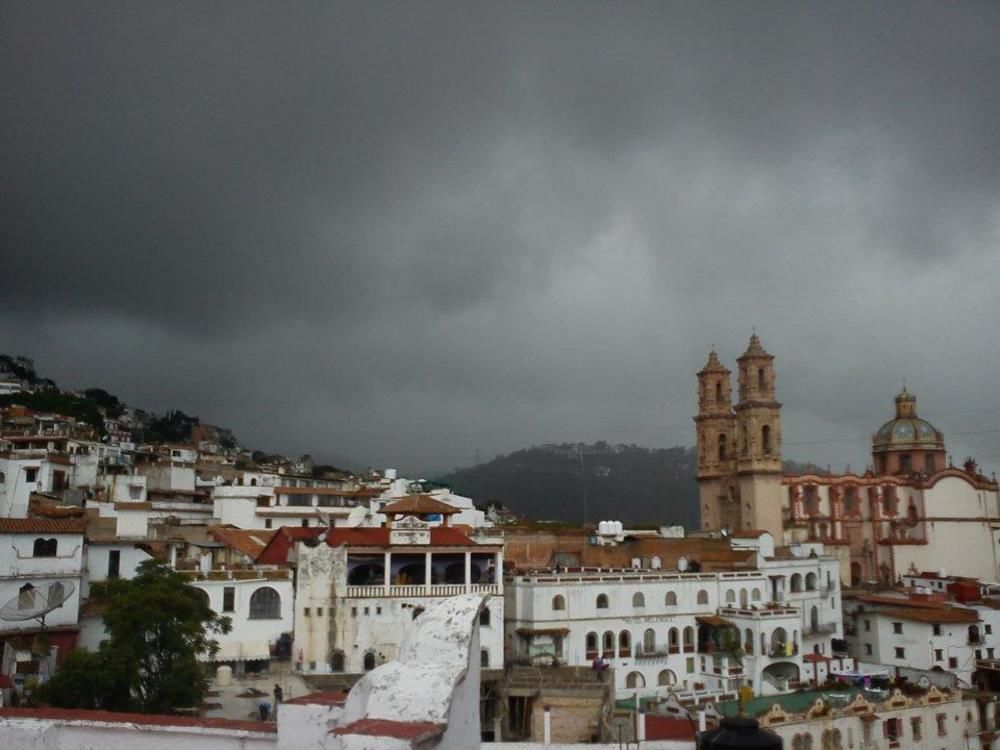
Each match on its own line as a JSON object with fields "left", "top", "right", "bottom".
{"left": 42, "top": 561, "right": 230, "bottom": 713}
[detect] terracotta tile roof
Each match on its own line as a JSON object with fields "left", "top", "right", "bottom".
{"left": 115, "top": 502, "right": 152, "bottom": 511}
{"left": 325, "top": 527, "right": 477, "bottom": 548}
{"left": 696, "top": 615, "right": 735, "bottom": 628}
{"left": 284, "top": 691, "right": 348, "bottom": 706}
{"left": 208, "top": 526, "right": 277, "bottom": 559}
{"left": 256, "top": 527, "right": 324, "bottom": 564}
{"left": 875, "top": 607, "right": 979, "bottom": 624}
{"left": 854, "top": 594, "right": 949, "bottom": 609}
{"left": 0, "top": 707, "right": 275, "bottom": 733}
{"left": 331, "top": 718, "right": 444, "bottom": 741}
{"left": 0, "top": 518, "right": 85, "bottom": 534}
{"left": 804, "top": 653, "right": 832, "bottom": 663}
{"left": 381, "top": 494, "right": 459, "bottom": 516}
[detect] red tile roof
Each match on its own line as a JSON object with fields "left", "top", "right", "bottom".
{"left": 325, "top": 527, "right": 477, "bottom": 548}
{"left": 381, "top": 494, "right": 459, "bottom": 516}
{"left": 875, "top": 607, "right": 979, "bottom": 624}
{"left": 331, "top": 718, "right": 444, "bottom": 741}
{"left": 0, "top": 519, "right": 85, "bottom": 534}
{"left": 0, "top": 708, "right": 275, "bottom": 733}
{"left": 284, "top": 691, "right": 348, "bottom": 706}
{"left": 255, "top": 527, "right": 324, "bottom": 564}
{"left": 804, "top": 653, "right": 833, "bottom": 663}
{"left": 208, "top": 526, "right": 277, "bottom": 559}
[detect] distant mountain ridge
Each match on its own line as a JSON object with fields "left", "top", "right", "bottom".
{"left": 434, "top": 442, "right": 825, "bottom": 528}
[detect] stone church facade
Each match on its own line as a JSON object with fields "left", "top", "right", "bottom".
{"left": 695, "top": 335, "right": 1000, "bottom": 585}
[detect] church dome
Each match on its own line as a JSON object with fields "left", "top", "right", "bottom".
{"left": 872, "top": 388, "right": 944, "bottom": 454}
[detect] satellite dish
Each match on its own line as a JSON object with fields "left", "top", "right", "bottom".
{"left": 0, "top": 582, "right": 75, "bottom": 624}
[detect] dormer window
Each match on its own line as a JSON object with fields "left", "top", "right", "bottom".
{"left": 33, "top": 538, "right": 57, "bottom": 557}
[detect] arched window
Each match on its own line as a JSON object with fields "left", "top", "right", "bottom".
{"left": 632, "top": 592, "right": 645, "bottom": 608}
{"left": 739, "top": 589, "right": 749, "bottom": 608}
{"left": 552, "top": 594, "right": 566, "bottom": 611}
{"left": 248, "top": 586, "right": 281, "bottom": 619}
{"left": 718, "top": 434, "right": 727, "bottom": 461}
{"left": 751, "top": 588, "right": 762, "bottom": 602}
{"left": 33, "top": 538, "right": 57, "bottom": 557}
{"left": 657, "top": 669, "right": 676, "bottom": 686}
{"left": 683, "top": 626, "right": 694, "bottom": 650}
{"left": 668, "top": 627, "right": 679, "bottom": 651}
{"left": 715, "top": 382, "right": 722, "bottom": 402}
{"left": 762, "top": 425, "right": 772, "bottom": 455}
{"left": 805, "top": 572, "right": 817, "bottom": 591}
{"left": 643, "top": 628, "right": 656, "bottom": 653}
{"left": 596, "top": 593, "right": 609, "bottom": 609}
{"left": 665, "top": 591, "right": 677, "bottom": 606}
{"left": 602, "top": 630, "right": 615, "bottom": 656}
{"left": 479, "top": 607, "right": 491, "bottom": 627}
{"left": 625, "top": 671, "right": 645, "bottom": 688}
{"left": 618, "top": 631, "right": 631, "bottom": 657}
{"left": 330, "top": 651, "right": 345, "bottom": 671}
{"left": 758, "top": 368, "right": 766, "bottom": 389}
{"left": 696, "top": 590, "right": 709, "bottom": 605}
{"left": 790, "top": 573, "right": 803, "bottom": 592}
{"left": 250, "top": 478, "right": 257, "bottom": 486}
{"left": 586, "top": 632, "right": 598, "bottom": 656}
{"left": 18, "top": 583, "right": 34, "bottom": 610}
{"left": 725, "top": 589, "right": 736, "bottom": 605}
{"left": 363, "top": 651, "right": 376, "bottom": 671}
{"left": 480, "top": 648, "right": 490, "bottom": 668}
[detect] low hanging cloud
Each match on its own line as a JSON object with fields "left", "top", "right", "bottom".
{"left": 2, "top": 2, "right": 999, "bottom": 474}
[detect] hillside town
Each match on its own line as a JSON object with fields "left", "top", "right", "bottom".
{"left": 2, "top": 339, "right": 1000, "bottom": 750}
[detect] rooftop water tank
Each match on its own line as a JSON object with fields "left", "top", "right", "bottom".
{"left": 699, "top": 717, "right": 782, "bottom": 749}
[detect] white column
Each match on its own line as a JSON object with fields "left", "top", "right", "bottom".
{"left": 383, "top": 552, "right": 391, "bottom": 595}
{"left": 636, "top": 707, "right": 646, "bottom": 748}
{"left": 543, "top": 705, "right": 551, "bottom": 745}
{"left": 464, "top": 551, "right": 472, "bottom": 593}
{"left": 424, "top": 552, "right": 432, "bottom": 594}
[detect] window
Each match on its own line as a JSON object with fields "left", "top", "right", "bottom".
{"left": 376, "top": 606, "right": 382, "bottom": 615}
{"left": 479, "top": 608, "right": 491, "bottom": 627}
{"left": 864, "top": 619, "right": 871, "bottom": 632}
{"left": 586, "top": 632, "right": 598, "bottom": 656}
{"left": 0, "top": 471, "right": 5, "bottom": 484}
{"left": 552, "top": 594, "right": 566, "bottom": 611}
{"left": 933, "top": 624, "right": 942, "bottom": 635}
{"left": 865, "top": 644, "right": 872, "bottom": 655}
{"left": 249, "top": 586, "right": 281, "bottom": 619}
{"left": 363, "top": 652, "right": 376, "bottom": 671}
{"left": 643, "top": 628, "right": 656, "bottom": 653}
{"left": 317, "top": 607, "right": 323, "bottom": 616}
{"left": 899, "top": 453, "right": 912, "bottom": 473}
{"left": 665, "top": 591, "right": 677, "bottom": 606}
{"left": 894, "top": 647, "right": 905, "bottom": 659}
{"left": 725, "top": 589, "right": 736, "bottom": 604}
{"left": 949, "top": 656, "right": 958, "bottom": 668}
{"left": 223, "top": 586, "right": 235, "bottom": 613}
{"left": 33, "top": 538, "right": 57, "bottom": 557}
{"left": 924, "top": 452, "right": 936, "bottom": 473}
{"left": 602, "top": 631, "right": 614, "bottom": 655}
{"left": 632, "top": 592, "right": 645, "bottom": 608}
{"left": 25, "top": 467, "right": 38, "bottom": 483}
{"left": 762, "top": 425, "right": 772, "bottom": 455}
{"left": 18, "top": 583, "right": 34, "bottom": 610}
{"left": 265, "top": 519, "right": 273, "bottom": 529}
{"left": 107, "top": 550, "right": 121, "bottom": 578}
{"left": 696, "top": 590, "right": 709, "bottom": 605}
{"left": 481, "top": 649, "right": 490, "bottom": 668}
{"left": 718, "top": 433, "right": 727, "bottom": 461}
{"left": 618, "top": 631, "right": 631, "bottom": 656}
{"left": 758, "top": 368, "right": 766, "bottom": 389}
{"left": 596, "top": 593, "right": 609, "bottom": 609}
{"left": 892, "top": 622, "right": 903, "bottom": 634}
{"left": 989, "top": 648, "right": 995, "bottom": 658}
{"left": 910, "top": 717, "right": 922, "bottom": 741}
{"left": 686, "top": 657, "right": 695, "bottom": 673}
{"left": 751, "top": 588, "right": 762, "bottom": 602}
{"left": 304, "top": 607, "right": 311, "bottom": 617}
{"left": 936, "top": 713, "right": 947, "bottom": 736}
{"left": 935, "top": 649, "right": 943, "bottom": 661}
{"left": 884, "top": 717, "right": 900, "bottom": 743}
{"left": 363, "top": 607, "right": 369, "bottom": 615}
{"left": 987, "top": 624, "right": 993, "bottom": 635}
{"left": 625, "top": 671, "right": 645, "bottom": 688}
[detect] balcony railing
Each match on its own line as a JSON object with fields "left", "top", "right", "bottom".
{"left": 806, "top": 623, "right": 838, "bottom": 636}
{"left": 768, "top": 645, "right": 800, "bottom": 658}
{"left": 345, "top": 583, "right": 500, "bottom": 598}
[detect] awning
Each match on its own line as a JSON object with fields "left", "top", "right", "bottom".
{"left": 203, "top": 640, "right": 271, "bottom": 662}
{"left": 516, "top": 627, "right": 570, "bottom": 637}
{"left": 696, "top": 615, "right": 734, "bottom": 628}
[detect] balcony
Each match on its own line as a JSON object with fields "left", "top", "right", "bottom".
{"left": 345, "top": 582, "right": 501, "bottom": 598}
{"left": 805, "top": 623, "right": 838, "bottom": 636}
{"left": 768, "top": 645, "right": 800, "bottom": 658}
{"left": 633, "top": 647, "right": 671, "bottom": 660}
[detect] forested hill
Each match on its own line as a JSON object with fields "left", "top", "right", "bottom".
{"left": 434, "top": 443, "right": 824, "bottom": 528}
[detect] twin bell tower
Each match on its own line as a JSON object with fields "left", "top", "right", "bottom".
{"left": 694, "top": 335, "right": 784, "bottom": 538}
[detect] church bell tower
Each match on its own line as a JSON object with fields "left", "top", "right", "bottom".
{"left": 694, "top": 351, "right": 737, "bottom": 531}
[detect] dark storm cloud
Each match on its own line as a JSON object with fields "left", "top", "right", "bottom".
{"left": 2, "top": 2, "right": 1000, "bottom": 474}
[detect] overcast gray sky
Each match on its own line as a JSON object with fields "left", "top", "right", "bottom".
{"left": 2, "top": 2, "right": 999, "bottom": 475}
